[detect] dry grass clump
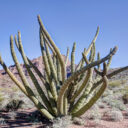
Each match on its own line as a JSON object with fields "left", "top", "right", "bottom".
{"left": 104, "top": 109, "right": 123, "bottom": 122}
{"left": 109, "top": 79, "right": 127, "bottom": 87}
{"left": 72, "top": 117, "right": 84, "bottom": 125}
{"left": 52, "top": 116, "right": 72, "bottom": 128}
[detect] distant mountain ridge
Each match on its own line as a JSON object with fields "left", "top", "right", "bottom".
{"left": 0, "top": 55, "right": 127, "bottom": 81}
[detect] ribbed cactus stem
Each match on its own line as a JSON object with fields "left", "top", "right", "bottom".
{"left": 63, "top": 91, "right": 68, "bottom": 115}
{"left": 89, "top": 43, "right": 95, "bottom": 62}
{"left": 65, "top": 47, "right": 69, "bottom": 67}
{"left": 27, "top": 58, "right": 45, "bottom": 84}
{"left": 38, "top": 15, "right": 66, "bottom": 82}
{"left": 40, "top": 30, "right": 51, "bottom": 82}
{"left": 10, "top": 35, "right": 54, "bottom": 119}
{"left": 84, "top": 26, "right": 99, "bottom": 56}
{"left": 71, "top": 42, "right": 76, "bottom": 74}
{"left": 76, "top": 48, "right": 86, "bottom": 71}
{"left": 57, "top": 46, "right": 117, "bottom": 114}
{"left": 71, "top": 69, "right": 93, "bottom": 113}
{"left": 97, "top": 52, "right": 101, "bottom": 70}
{"left": 45, "top": 40, "right": 58, "bottom": 84}
{"left": 70, "top": 66, "right": 92, "bottom": 103}
{"left": 107, "top": 48, "right": 112, "bottom": 69}
{"left": 17, "top": 32, "right": 54, "bottom": 114}
{"left": 72, "top": 75, "right": 108, "bottom": 117}
{"left": 56, "top": 57, "right": 62, "bottom": 84}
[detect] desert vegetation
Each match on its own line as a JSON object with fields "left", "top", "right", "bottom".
{"left": 0, "top": 16, "right": 128, "bottom": 128}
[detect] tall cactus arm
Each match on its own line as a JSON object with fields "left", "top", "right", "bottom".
{"left": 10, "top": 35, "right": 33, "bottom": 94}
{"left": 89, "top": 43, "right": 96, "bottom": 62}
{"left": 10, "top": 35, "right": 54, "bottom": 119}
{"left": 42, "top": 32, "right": 56, "bottom": 56}
{"left": 97, "top": 52, "right": 101, "bottom": 70}
{"left": 15, "top": 36, "right": 47, "bottom": 90}
{"left": 70, "top": 54, "right": 91, "bottom": 103}
{"left": 38, "top": 15, "right": 66, "bottom": 82}
{"left": 71, "top": 70, "right": 93, "bottom": 114}
{"left": 15, "top": 35, "right": 46, "bottom": 85}
{"left": 72, "top": 75, "right": 108, "bottom": 117}
{"left": 17, "top": 32, "right": 54, "bottom": 114}
{"left": 71, "top": 42, "right": 76, "bottom": 74}
{"left": 44, "top": 39, "right": 58, "bottom": 84}
{"left": 84, "top": 26, "right": 99, "bottom": 56}
{"left": 107, "top": 48, "right": 112, "bottom": 69}
{"left": 76, "top": 48, "right": 86, "bottom": 71}
{"left": 40, "top": 29, "right": 51, "bottom": 82}
{"left": 56, "top": 57, "right": 62, "bottom": 84}
{"left": 57, "top": 46, "right": 117, "bottom": 114}
{"left": 65, "top": 47, "right": 69, "bottom": 67}
{"left": 14, "top": 35, "right": 19, "bottom": 49}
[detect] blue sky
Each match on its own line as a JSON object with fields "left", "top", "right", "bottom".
{"left": 0, "top": 0, "right": 128, "bottom": 69}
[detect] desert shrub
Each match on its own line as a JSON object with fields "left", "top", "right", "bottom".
{"left": 109, "top": 79, "right": 127, "bottom": 88}
{"left": 104, "top": 109, "right": 123, "bottom": 122}
{"left": 107, "top": 100, "right": 127, "bottom": 111}
{"left": 122, "top": 93, "right": 128, "bottom": 104}
{"left": 4, "top": 99, "right": 24, "bottom": 112}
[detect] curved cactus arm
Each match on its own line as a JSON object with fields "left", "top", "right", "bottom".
{"left": 70, "top": 70, "right": 93, "bottom": 114}
{"left": 107, "top": 66, "right": 128, "bottom": 78}
{"left": 65, "top": 47, "right": 69, "bottom": 67}
{"left": 72, "top": 75, "right": 108, "bottom": 117}
{"left": 94, "top": 67, "right": 103, "bottom": 76}
{"left": 16, "top": 32, "right": 54, "bottom": 114}
{"left": 0, "top": 55, "right": 28, "bottom": 96}
{"left": 38, "top": 15, "right": 66, "bottom": 82}
{"left": 10, "top": 35, "right": 54, "bottom": 119}
{"left": 57, "top": 46, "right": 117, "bottom": 114}
{"left": 92, "top": 65, "right": 128, "bottom": 92}
{"left": 71, "top": 42, "right": 76, "bottom": 74}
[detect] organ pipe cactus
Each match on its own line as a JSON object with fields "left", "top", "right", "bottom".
{"left": 0, "top": 15, "right": 128, "bottom": 120}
